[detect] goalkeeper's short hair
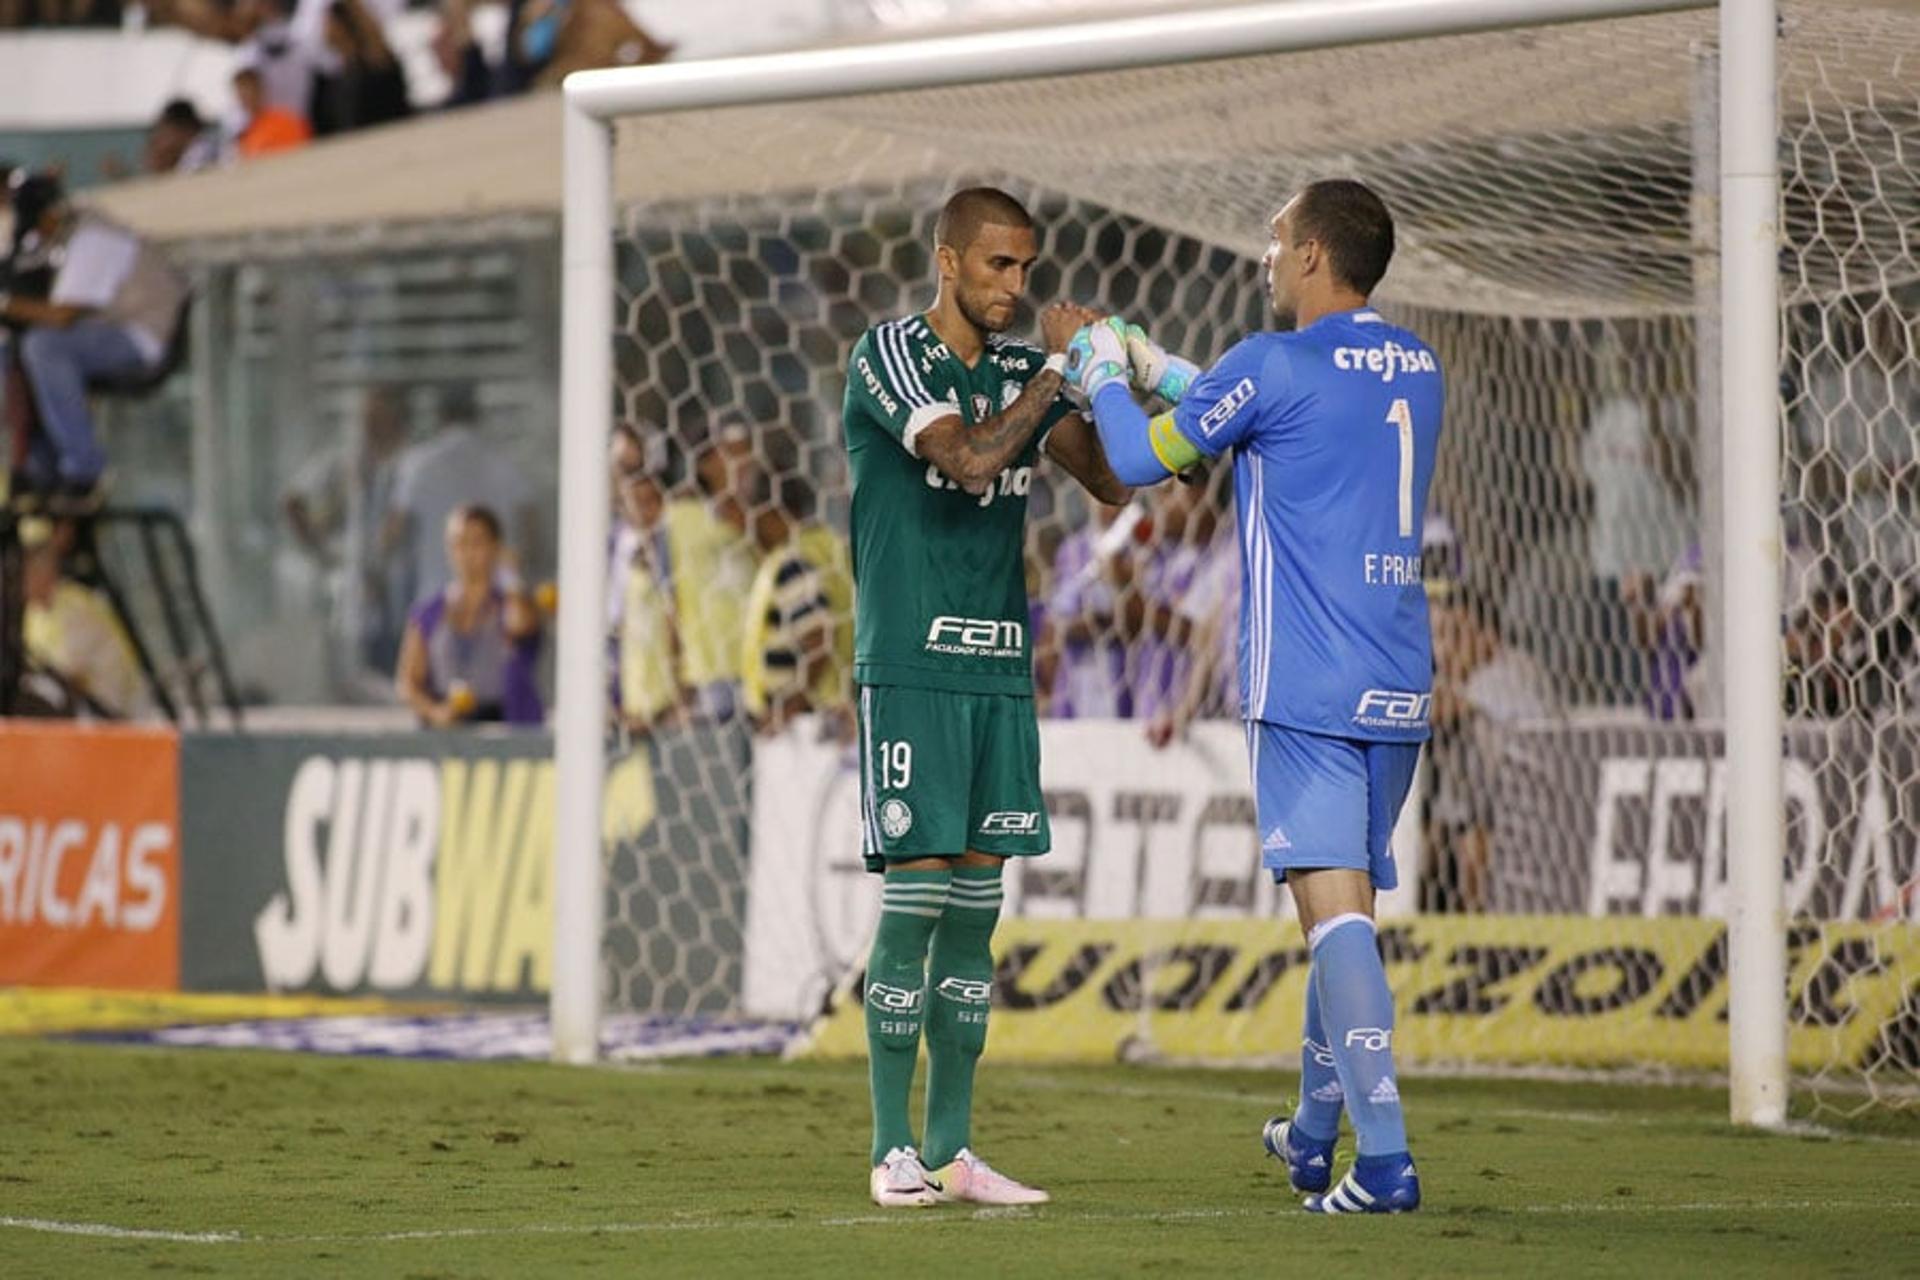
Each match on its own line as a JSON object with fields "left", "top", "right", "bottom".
{"left": 1290, "top": 178, "right": 1395, "bottom": 296}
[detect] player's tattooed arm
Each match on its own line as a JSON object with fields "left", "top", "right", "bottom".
{"left": 1044, "top": 412, "right": 1131, "bottom": 506}
{"left": 914, "top": 302, "right": 1100, "bottom": 492}
{"left": 915, "top": 376, "right": 1066, "bottom": 492}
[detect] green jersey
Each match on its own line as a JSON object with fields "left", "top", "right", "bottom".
{"left": 843, "top": 313, "right": 1074, "bottom": 695}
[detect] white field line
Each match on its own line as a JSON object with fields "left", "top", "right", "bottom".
{"left": 0, "top": 1217, "right": 244, "bottom": 1243}
{"left": 7, "top": 1200, "right": 1918, "bottom": 1248}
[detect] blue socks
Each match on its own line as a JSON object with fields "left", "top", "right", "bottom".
{"left": 1292, "top": 972, "right": 1343, "bottom": 1143}
{"left": 1308, "top": 913, "right": 1407, "bottom": 1158}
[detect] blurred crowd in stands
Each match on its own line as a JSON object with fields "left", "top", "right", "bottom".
{"left": 5, "top": 0, "right": 672, "bottom": 176}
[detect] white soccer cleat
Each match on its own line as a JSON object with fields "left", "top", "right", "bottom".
{"left": 870, "top": 1146, "right": 938, "bottom": 1208}
{"left": 928, "top": 1148, "right": 1051, "bottom": 1206}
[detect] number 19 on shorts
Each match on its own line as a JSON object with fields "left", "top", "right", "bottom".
{"left": 878, "top": 740, "right": 913, "bottom": 790}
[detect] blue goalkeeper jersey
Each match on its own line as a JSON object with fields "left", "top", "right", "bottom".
{"left": 1169, "top": 307, "right": 1444, "bottom": 742}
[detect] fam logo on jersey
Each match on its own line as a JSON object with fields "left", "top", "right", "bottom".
{"left": 971, "top": 393, "right": 993, "bottom": 422}
{"left": 1198, "top": 377, "right": 1256, "bottom": 438}
{"left": 879, "top": 798, "right": 914, "bottom": 840}
{"left": 978, "top": 810, "right": 1041, "bottom": 836}
{"left": 1352, "top": 689, "right": 1431, "bottom": 730}
{"left": 924, "top": 615, "right": 1025, "bottom": 660}
{"left": 1333, "top": 341, "right": 1437, "bottom": 383}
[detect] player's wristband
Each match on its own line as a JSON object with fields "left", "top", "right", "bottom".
{"left": 1043, "top": 352, "right": 1067, "bottom": 379}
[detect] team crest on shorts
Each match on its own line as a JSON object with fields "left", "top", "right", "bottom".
{"left": 879, "top": 797, "right": 914, "bottom": 840}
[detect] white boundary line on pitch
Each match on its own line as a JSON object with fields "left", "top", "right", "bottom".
{"left": 0, "top": 1218, "right": 244, "bottom": 1244}
{"left": 9, "top": 1199, "right": 1920, "bottom": 1247}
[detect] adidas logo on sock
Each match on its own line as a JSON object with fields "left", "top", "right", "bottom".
{"left": 1310, "top": 1082, "right": 1344, "bottom": 1103}
{"left": 1307, "top": 1154, "right": 1327, "bottom": 1168}
{"left": 1262, "top": 827, "right": 1293, "bottom": 851}
{"left": 1370, "top": 1077, "right": 1401, "bottom": 1105}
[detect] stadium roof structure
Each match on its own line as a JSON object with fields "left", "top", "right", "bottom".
{"left": 91, "top": 0, "right": 1917, "bottom": 315}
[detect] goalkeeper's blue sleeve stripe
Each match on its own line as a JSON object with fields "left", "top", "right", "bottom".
{"left": 1088, "top": 382, "right": 1207, "bottom": 485}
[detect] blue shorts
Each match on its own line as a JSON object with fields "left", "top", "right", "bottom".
{"left": 1247, "top": 721, "right": 1421, "bottom": 890}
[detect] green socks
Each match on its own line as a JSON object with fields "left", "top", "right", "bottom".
{"left": 866, "top": 869, "right": 950, "bottom": 1166}
{"left": 922, "top": 863, "right": 1004, "bottom": 1169}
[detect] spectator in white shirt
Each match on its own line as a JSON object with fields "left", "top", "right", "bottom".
{"left": 0, "top": 175, "right": 187, "bottom": 495}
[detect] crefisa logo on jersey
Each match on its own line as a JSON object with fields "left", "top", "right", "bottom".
{"left": 922, "top": 463, "right": 1033, "bottom": 509}
{"left": 855, "top": 356, "right": 899, "bottom": 417}
{"left": 1353, "top": 688, "right": 1431, "bottom": 729}
{"left": 1333, "top": 341, "right": 1438, "bottom": 383}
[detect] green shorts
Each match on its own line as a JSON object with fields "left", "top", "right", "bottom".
{"left": 857, "top": 683, "right": 1051, "bottom": 872}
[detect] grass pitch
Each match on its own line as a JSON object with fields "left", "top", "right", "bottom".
{"left": 2, "top": 1039, "right": 1916, "bottom": 1278}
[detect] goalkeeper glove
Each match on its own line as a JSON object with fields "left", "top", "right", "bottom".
{"left": 1124, "top": 324, "right": 1199, "bottom": 405}
{"left": 1062, "top": 317, "right": 1131, "bottom": 400}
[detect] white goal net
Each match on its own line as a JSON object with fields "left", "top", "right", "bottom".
{"left": 586, "top": 1, "right": 1920, "bottom": 1114}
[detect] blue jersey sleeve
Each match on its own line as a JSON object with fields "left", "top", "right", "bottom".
{"left": 1171, "top": 336, "right": 1288, "bottom": 458}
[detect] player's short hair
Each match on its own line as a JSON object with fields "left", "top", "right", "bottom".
{"left": 1288, "top": 179, "right": 1395, "bottom": 296}
{"left": 453, "top": 504, "right": 503, "bottom": 542}
{"left": 935, "top": 186, "right": 1034, "bottom": 253}
{"left": 157, "top": 99, "right": 204, "bottom": 132}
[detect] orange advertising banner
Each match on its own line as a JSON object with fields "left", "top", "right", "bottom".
{"left": 0, "top": 723, "right": 180, "bottom": 990}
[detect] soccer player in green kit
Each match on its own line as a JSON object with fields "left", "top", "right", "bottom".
{"left": 842, "top": 187, "right": 1129, "bottom": 1207}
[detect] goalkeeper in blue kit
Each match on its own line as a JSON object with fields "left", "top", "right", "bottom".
{"left": 1067, "top": 179, "right": 1442, "bottom": 1213}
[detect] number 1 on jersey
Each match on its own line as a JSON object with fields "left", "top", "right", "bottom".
{"left": 1385, "top": 398, "right": 1414, "bottom": 538}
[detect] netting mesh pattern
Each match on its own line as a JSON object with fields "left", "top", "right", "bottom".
{"left": 597, "top": 1, "right": 1920, "bottom": 1112}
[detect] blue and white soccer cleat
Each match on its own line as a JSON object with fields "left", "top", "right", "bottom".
{"left": 1261, "top": 1116, "right": 1334, "bottom": 1195}
{"left": 1302, "top": 1153, "right": 1421, "bottom": 1214}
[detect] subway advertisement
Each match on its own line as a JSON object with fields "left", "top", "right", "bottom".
{"left": 176, "top": 732, "right": 667, "bottom": 1000}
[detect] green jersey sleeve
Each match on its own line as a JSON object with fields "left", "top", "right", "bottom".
{"left": 993, "top": 335, "right": 1075, "bottom": 444}
{"left": 848, "top": 325, "right": 958, "bottom": 457}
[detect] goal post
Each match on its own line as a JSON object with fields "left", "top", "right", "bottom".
{"left": 549, "top": 0, "right": 1916, "bottom": 1123}
{"left": 1719, "top": 0, "right": 1787, "bottom": 1128}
